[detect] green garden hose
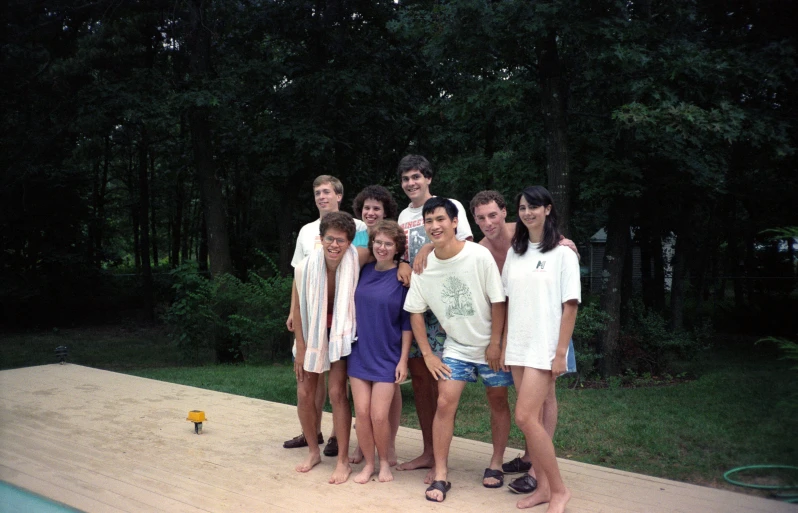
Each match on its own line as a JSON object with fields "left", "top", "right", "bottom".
{"left": 723, "top": 465, "right": 798, "bottom": 503}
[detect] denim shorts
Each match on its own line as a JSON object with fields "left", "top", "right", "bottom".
{"left": 442, "top": 357, "right": 514, "bottom": 387}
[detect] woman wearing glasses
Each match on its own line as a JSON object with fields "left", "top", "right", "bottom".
{"left": 347, "top": 220, "right": 412, "bottom": 484}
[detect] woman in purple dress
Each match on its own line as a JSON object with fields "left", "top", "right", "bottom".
{"left": 348, "top": 220, "right": 412, "bottom": 484}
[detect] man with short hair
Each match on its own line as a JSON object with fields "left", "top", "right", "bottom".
{"left": 284, "top": 175, "right": 366, "bottom": 457}
{"left": 395, "top": 155, "right": 474, "bottom": 474}
{"left": 292, "top": 211, "right": 360, "bottom": 484}
{"left": 403, "top": 197, "right": 510, "bottom": 502}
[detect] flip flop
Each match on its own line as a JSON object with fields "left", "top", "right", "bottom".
{"left": 483, "top": 467, "right": 504, "bottom": 488}
{"left": 425, "top": 480, "right": 452, "bottom": 502}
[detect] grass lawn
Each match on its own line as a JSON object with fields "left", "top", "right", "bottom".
{"left": 2, "top": 324, "right": 796, "bottom": 495}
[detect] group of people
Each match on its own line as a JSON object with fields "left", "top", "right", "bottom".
{"left": 283, "top": 155, "right": 581, "bottom": 512}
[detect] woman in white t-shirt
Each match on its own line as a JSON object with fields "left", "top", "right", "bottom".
{"left": 501, "top": 186, "right": 580, "bottom": 512}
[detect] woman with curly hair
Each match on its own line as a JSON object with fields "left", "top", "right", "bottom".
{"left": 347, "top": 220, "right": 412, "bottom": 484}
{"left": 351, "top": 185, "right": 399, "bottom": 247}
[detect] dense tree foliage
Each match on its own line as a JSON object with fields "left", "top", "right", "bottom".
{"left": 2, "top": 0, "right": 796, "bottom": 370}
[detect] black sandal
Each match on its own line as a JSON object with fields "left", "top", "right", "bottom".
{"left": 425, "top": 480, "right": 452, "bottom": 502}
{"left": 483, "top": 467, "right": 504, "bottom": 488}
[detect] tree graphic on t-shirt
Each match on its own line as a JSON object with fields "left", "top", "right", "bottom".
{"left": 441, "top": 275, "right": 475, "bottom": 318}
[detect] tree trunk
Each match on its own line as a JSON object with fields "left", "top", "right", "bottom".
{"left": 600, "top": 197, "right": 634, "bottom": 376}
{"left": 138, "top": 127, "right": 154, "bottom": 321}
{"left": 171, "top": 169, "right": 183, "bottom": 267}
{"left": 536, "top": 29, "right": 571, "bottom": 235}
{"left": 187, "top": 0, "right": 233, "bottom": 278}
{"left": 87, "top": 158, "right": 100, "bottom": 265}
{"left": 150, "top": 151, "right": 158, "bottom": 266}
{"left": 669, "top": 232, "right": 688, "bottom": 332}
{"left": 129, "top": 149, "right": 141, "bottom": 270}
{"left": 198, "top": 213, "right": 208, "bottom": 272}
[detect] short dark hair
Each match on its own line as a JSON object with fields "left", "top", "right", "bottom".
{"left": 422, "top": 197, "right": 459, "bottom": 223}
{"left": 319, "top": 211, "right": 356, "bottom": 242}
{"left": 397, "top": 154, "right": 433, "bottom": 179}
{"left": 352, "top": 185, "right": 398, "bottom": 220}
{"left": 470, "top": 190, "right": 506, "bottom": 215}
{"left": 368, "top": 220, "right": 406, "bottom": 263}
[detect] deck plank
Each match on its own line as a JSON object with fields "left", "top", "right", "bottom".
{"left": 0, "top": 365, "right": 793, "bottom": 513}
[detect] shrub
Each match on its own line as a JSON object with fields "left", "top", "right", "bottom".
{"left": 164, "top": 259, "right": 292, "bottom": 364}
{"left": 571, "top": 300, "right": 610, "bottom": 380}
{"left": 619, "top": 298, "right": 710, "bottom": 375}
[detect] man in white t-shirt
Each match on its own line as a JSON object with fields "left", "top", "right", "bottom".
{"left": 283, "top": 175, "right": 366, "bottom": 456}
{"left": 403, "top": 197, "right": 510, "bottom": 503}
{"left": 394, "top": 155, "right": 474, "bottom": 475}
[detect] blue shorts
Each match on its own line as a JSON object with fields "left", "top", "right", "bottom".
{"left": 409, "top": 310, "right": 446, "bottom": 359}
{"left": 442, "top": 357, "right": 514, "bottom": 387}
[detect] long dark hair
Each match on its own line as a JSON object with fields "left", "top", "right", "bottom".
{"left": 511, "top": 186, "right": 560, "bottom": 255}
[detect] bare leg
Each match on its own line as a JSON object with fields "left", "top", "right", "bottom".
{"left": 387, "top": 385, "right": 402, "bottom": 466}
{"left": 314, "top": 370, "right": 326, "bottom": 437}
{"left": 484, "top": 385, "right": 510, "bottom": 486}
{"left": 514, "top": 383, "right": 557, "bottom": 478}
{"left": 514, "top": 367, "right": 570, "bottom": 512}
{"left": 397, "top": 357, "right": 437, "bottom": 471}
{"left": 350, "top": 377, "right": 375, "bottom": 484}
{"left": 295, "top": 372, "right": 322, "bottom": 473}
{"left": 425, "top": 379, "right": 465, "bottom": 502}
{"left": 369, "top": 382, "right": 397, "bottom": 482}
{"left": 327, "top": 360, "right": 352, "bottom": 484}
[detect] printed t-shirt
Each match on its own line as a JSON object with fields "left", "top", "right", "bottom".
{"left": 501, "top": 244, "right": 581, "bottom": 369}
{"left": 397, "top": 198, "right": 473, "bottom": 264}
{"left": 403, "top": 241, "right": 504, "bottom": 364}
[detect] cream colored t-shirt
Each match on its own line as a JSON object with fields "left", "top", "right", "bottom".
{"left": 502, "top": 244, "right": 581, "bottom": 369}
{"left": 403, "top": 242, "right": 505, "bottom": 364}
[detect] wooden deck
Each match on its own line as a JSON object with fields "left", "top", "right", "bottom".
{"left": 0, "top": 364, "right": 793, "bottom": 513}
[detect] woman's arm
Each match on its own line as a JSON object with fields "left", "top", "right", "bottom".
{"left": 395, "top": 330, "right": 412, "bottom": 383}
{"left": 501, "top": 297, "right": 509, "bottom": 371}
{"left": 551, "top": 299, "right": 578, "bottom": 379}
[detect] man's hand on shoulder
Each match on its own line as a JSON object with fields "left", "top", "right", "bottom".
{"left": 397, "top": 262, "right": 411, "bottom": 287}
{"left": 558, "top": 236, "right": 581, "bottom": 261}
{"left": 412, "top": 243, "right": 434, "bottom": 274}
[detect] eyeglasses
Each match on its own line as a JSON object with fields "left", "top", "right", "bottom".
{"left": 373, "top": 240, "right": 396, "bottom": 249}
{"left": 323, "top": 235, "right": 349, "bottom": 245}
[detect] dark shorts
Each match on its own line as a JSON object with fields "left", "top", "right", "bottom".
{"left": 409, "top": 310, "right": 446, "bottom": 359}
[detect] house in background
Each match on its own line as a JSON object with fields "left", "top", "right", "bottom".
{"left": 588, "top": 228, "right": 677, "bottom": 294}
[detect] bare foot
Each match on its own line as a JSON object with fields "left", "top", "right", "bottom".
{"left": 378, "top": 461, "right": 394, "bottom": 482}
{"left": 387, "top": 446, "right": 398, "bottom": 467}
{"left": 396, "top": 453, "right": 434, "bottom": 471}
{"left": 354, "top": 463, "right": 374, "bottom": 484}
{"left": 517, "top": 483, "right": 551, "bottom": 509}
{"left": 545, "top": 488, "right": 571, "bottom": 513}
{"left": 296, "top": 452, "right": 322, "bottom": 473}
{"left": 349, "top": 445, "right": 364, "bottom": 464}
{"left": 329, "top": 461, "right": 352, "bottom": 484}
{"left": 423, "top": 467, "right": 436, "bottom": 485}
